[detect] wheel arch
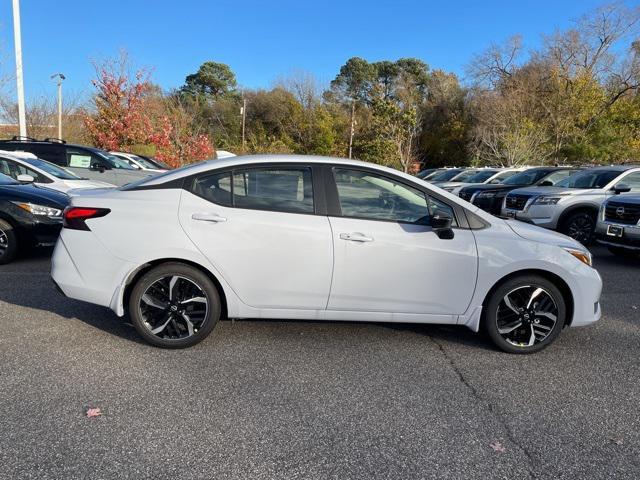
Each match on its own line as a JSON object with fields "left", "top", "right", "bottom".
{"left": 121, "top": 258, "right": 228, "bottom": 320}
{"left": 557, "top": 204, "right": 599, "bottom": 229}
{"left": 481, "top": 268, "right": 575, "bottom": 327}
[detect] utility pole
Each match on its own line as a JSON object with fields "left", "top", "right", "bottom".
{"left": 348, "top": 100, "right": 355, "bottom": 159}
{"left": 12, "top": 0, "right": 27, "bottom": 137}
{"left": 51, "top": 73, "right": 66, "bottom": 139}
{"left": 241, "top": 97, "right": 246, "bottom": 152}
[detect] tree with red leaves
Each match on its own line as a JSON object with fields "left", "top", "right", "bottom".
{"left": 84, "top": 53, "right": 213, "bottom": 167}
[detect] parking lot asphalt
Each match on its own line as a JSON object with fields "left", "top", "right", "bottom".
{"left": 0, "top": 246, "right": 639, "bottom": 480}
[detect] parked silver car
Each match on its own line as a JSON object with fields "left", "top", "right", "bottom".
{"left": 501, "top": 166, "right": 640, "bottom": 243}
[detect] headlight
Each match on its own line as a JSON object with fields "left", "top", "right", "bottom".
{"left": 533, "top": 196, "right": 563, "bottom": 205}
{"left": 12, "top": 202, "right": 63, "bottom": 218}
{"left": 562, "top": 247, "right": 593, "bottom": 267}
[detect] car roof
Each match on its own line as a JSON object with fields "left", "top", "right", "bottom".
{"left": 137, "top": 154, "right": 424, "bottom": 186}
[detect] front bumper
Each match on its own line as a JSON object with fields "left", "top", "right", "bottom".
{"left": 569, "top": 263, "right": 602, "bottom": 328}
{"left": 501, "top": 204, "right": 561, "bottom": 229}
{"left": 595, "top": 221, "right": 640, "bottom": 250}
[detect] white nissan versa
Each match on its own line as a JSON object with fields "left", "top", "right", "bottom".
{"left": 51, "top": 155, "right": 602, "bottom": 353}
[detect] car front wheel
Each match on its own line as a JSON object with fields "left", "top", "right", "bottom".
{"left": 128, "top": 262, "right": 221, "bottom": 348}
{"left": 483, "top": 275, "right": 566, "bottom": 354}
{"left": 561, "top": 211, "right": 596, "bottom": 244}
{"left": 0, "top": 219, "right": 17, "bottom": 265}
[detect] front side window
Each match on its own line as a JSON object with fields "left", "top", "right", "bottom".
{"left": 333, "top": 168, "right": 436, "bottom": 224}
{"left": 0, "top": 158, "right": 48, "bottom": 183}
{"left": 66, "top": 149, "right": 96, "bottom": 169}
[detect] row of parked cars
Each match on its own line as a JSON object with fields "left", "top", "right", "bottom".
{"left": 417, "top": 164, "right": 640, "bottom": 257}
{"left": 0, "top": 137, "right": 174, "bottom": 264}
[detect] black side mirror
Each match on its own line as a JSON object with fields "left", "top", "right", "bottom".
{"left": 431, "top": 211, "right": 454, "bottom": 239}
{"left": 539, "top": 180, "right": 553, "bottom": 186}
{"left": 613, "top": 184, "right": 631, "bottom": 194}
{"left": 90, "top": 162, "right": 105, "bottom": 173}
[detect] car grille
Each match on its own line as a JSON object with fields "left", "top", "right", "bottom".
{"left": 605, "top": 201, "right": 640, "bottom": 225}
{"left": 505, "top": 194, "right": 530, "bottom": 211}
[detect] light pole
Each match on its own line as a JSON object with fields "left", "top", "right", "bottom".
{"left": 51, "top": 73, "right": 65, "bottom": 139}
{"left": 12, "top": 0, "right": 27, "bottom": 137}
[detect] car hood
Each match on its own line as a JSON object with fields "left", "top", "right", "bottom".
{"left": 506, "top": 218, "right": 582, "bottom": 249}
{"left": 460, "top": 184, "right": 519, "bottom": 194}
{"left": 508, "top": 186, "right": 600, "bottom": 197}
{"left": 0, "top": 183, "right": 69, "bottom": 207}
{"left": 607, "top": 194, "right": 640, "bottom": 205}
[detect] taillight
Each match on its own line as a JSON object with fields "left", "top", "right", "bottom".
{"left": 63, "top": 207, "right": 110, "bottom": 231}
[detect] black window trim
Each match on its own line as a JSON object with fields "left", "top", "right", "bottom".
{"left": 187, "top": 163, "right": 324, "bottom": 216}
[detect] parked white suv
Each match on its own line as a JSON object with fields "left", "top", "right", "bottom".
{"left": 51, "top": 155, "right": 601, "bottom": 353}
{"left": 502, "top": 166, "right": 640, "bottom": 243}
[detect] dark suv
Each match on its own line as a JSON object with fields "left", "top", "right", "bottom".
{"left": 0, "top": 137, "right": 155, "bottom": 186}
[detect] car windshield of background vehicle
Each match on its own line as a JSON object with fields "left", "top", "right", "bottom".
{"left": 129, "top": 155, "right": 159, "bottom": 170}
{"left": 487, "top": 170, "right": 518, "bottom": 184}
{"left": 429, "top": 169, "right": 463, "bottom": 182}
{"left": 97, "top": 152, "right": 136, "bottom": 170}
{"left": 23, "top": 158, "right": 81, "bottom": 180}
{"left": 466, "top": 170, "right": 498, "bottom": 183}
{"left": 0, "top": 172, "right": 19, "bottom": 185}
{"left": 333, "top": 168, "right": 431, "bottom": 224}
{"left": 556, "top": 170, "right": 620, "bottom": 189}
{"left": 503, "top": 169, "right": 552, "bottom": 186}
{"left": 144, "top": 156, "right": 170, "bottom": 169}
{"left": 451, "top": 170, "right": 482, "bottom": 182}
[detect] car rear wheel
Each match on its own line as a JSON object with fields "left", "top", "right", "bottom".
{"left": 483, "top": 275, "right": 566, "bottom": 354}
{"left": 607, "top": 246, "right": 640, "bottom": 259}
{"left": 0, "top": 219, "right": 17, "bottom": 265}
{"left": 561, "top": 211, "right": 596, "bottom": 244}
{"left": 128, "top": 263, "right": 221, "bottom": 348}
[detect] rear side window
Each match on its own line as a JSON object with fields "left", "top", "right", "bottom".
{"left": 232, "top": 168, "right": 313, "bottom": 213}
{"left": 191, "top": 167, "right": 314, "bottom": 214}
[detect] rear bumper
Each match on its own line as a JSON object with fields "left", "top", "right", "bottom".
{"left": 51, "top": 230, "right": 136, "bottom": 309}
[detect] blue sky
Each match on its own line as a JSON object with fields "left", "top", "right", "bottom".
{"left": 0, "top": 0, "right": 613, "bottom": 101}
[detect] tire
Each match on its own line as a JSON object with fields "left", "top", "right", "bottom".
{"left": 0, "top": 219, "right": 18, "bottom": 265}
{"left": 607, "top": 246, "right": 640, "bottom": 259}
{"left": 560, "top": 211, "right": 596, "bottom": 244}
{"left": 128, "top": 262, "right": 221, "bottom": 348}
{"left": 483, "top": 275, "right": 567, "bottom": 354}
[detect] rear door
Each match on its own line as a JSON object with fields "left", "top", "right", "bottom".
{"left": 326, "top": 167, "right": 478, "bottom": 315}
{"left": 179, "top": 164, "right": 333, "bottom": 310}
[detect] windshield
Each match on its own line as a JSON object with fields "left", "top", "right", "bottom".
{"left": 487, "top": 170, "right": 519, "bottom": 184}
{"left": 97, "top": 151, "right": 137, "bottom": 170}
{"left": 23, "top": 157, "right": 82, "bottom": 180}
{"left": 556, "top": 169, "right": 621, "bottom": 189}
{"left": 429, "top": 169, "right": 463, "bottom": 182}
{"left": 129, "top": 155, "right": 161, "bottom": 169}
{"left": 450, "top": 170, "right": 482, "bottom": 182}
{"left": 464, "top": 170, "right": 498, "bottom": 183}
{"left": 0, "top": 172, "right": 19, "bottom": 185}
{"left": 143, "top": 156, "right": 170, "bottom": 170}
{"left": 503, "top": 169, "right": 553, "bottom": 186}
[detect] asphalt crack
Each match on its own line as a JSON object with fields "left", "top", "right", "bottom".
{"left": 428, "top": 333, "right": 537, "bottom": 479}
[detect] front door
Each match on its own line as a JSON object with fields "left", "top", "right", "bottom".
{"left": 179, "top": 165, "right": 333, "bottom": 310}
{"left": 326, "top": 167, "right": 478, "bottom": 315}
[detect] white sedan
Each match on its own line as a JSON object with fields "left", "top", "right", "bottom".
{"left": 51, "top": 155, "right": 602, "bottom": 353}
{"left": 0, "top": 150, "right": 115, "bottom": 193}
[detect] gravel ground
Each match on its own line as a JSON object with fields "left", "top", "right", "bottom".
{"left": 0, "top": 246, "right": 638, "bottom": 479}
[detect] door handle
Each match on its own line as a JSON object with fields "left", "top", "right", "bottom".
{"left": 192, "top": 213, "right": 227, "bottom": 223}
{"left": 339, "top": 233, "right": 374, "bottom": 242}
